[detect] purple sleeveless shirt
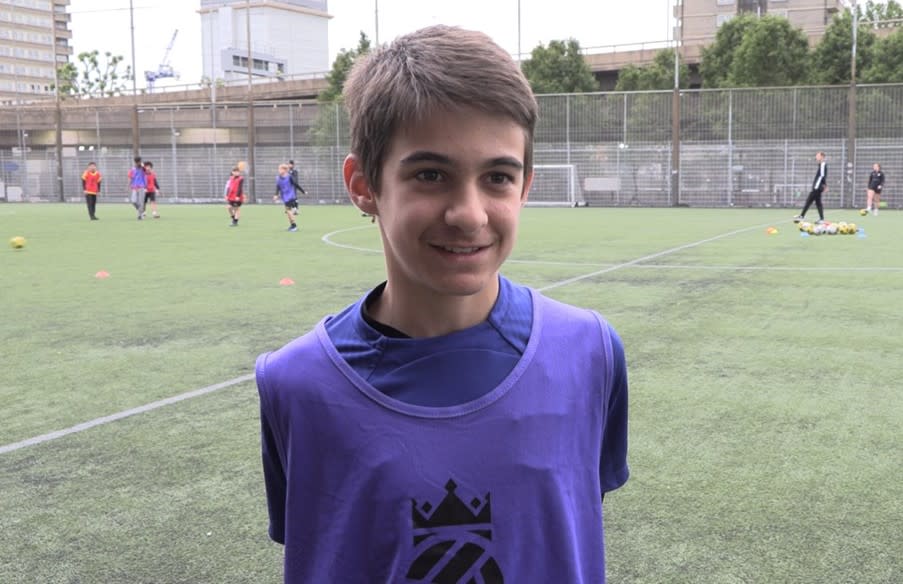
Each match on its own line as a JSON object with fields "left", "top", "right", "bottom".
{"left": 256, "top": 290, "right": 629, "bottom": 583}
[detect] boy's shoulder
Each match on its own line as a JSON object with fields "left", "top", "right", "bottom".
{"left": 256, "top": 321, "right": 334, "bottom": 395}
{"left": 530, "top": 287, "right": 609, "bottom": 329}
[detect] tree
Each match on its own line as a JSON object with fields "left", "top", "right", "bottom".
{"left": 861, "top": 27, "right": 903, "bottom": 82}
{"left": 521, "top": 39, "right": 598, "bottom": 94}
{"left": 318, "top": 32, "right": 371, "bottom": 102}
{"left": 699, "top": 14, "right": 759, "bottom": 88}
{"left": 809, "top": 10, "right": 877, "bottom": 85}
{"left": 727, "top": 16, "right": 809, "bottom": 87}
{"left": 863, "top": 0, "right": 903, "bottom": 28}
{"left": 615, "top": 49, "right": 689, "bottom": 91}
{"left": 311, "top": 32, "right": 372, "bottom": 147}
{"left": 55, "top": 50, "right": 132, "bottom": 98}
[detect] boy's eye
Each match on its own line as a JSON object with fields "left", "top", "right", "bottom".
{"left": 416, "top": 169, "right": 443, "bottom": 182}
{"left": 488, "top": 172, "right": 515, "bottom": 185}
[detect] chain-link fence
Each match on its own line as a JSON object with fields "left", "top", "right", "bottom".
{"left": 2, "top": 84, "right": 902, "bottom": 209}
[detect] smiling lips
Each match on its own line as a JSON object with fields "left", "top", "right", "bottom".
{"left": 433, "top": 242, "right": 492, "bottom": 254}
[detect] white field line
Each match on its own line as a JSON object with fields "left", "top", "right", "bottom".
{"left": 536, "top": 221, "right": 777, "bottom": 292}
{"left": 0, "top": 375, "right": 254, "bottom": 455}
{"left": 0, "top": 218, "right": 860, "bottom": 455}
{"left": 632, "top": 264, "right": 903, "bottom": 272}
{"left": 320, "top": 224, "right": 903, "bottom": 273}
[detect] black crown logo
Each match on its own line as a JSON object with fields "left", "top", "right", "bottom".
{"left": 412, "top": 479, "right": 492, "bottom": 530}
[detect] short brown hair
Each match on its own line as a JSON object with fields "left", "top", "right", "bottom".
{"left": 343, "top": 25, "right": 538, "bottom": 191}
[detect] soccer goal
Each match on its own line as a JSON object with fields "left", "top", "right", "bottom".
{"left": 527, "top": 164, "right": 579, "bottom": 207}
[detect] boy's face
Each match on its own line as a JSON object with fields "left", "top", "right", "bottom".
{"left": 278, "top": 168, "right": 287, "bottom": 176}
{"left": 88, "top": 164, "right": 96, "bottom": 171}
{"left": 347, "top": 107, "right": 532, "bottom": 301}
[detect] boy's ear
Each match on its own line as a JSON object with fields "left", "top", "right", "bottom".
{"left": 343, "top": 154, "right": 377, "bottom": 215}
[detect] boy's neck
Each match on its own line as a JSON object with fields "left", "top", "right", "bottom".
{"left": 369, "top": 275, "right": 500, "bottom": 338}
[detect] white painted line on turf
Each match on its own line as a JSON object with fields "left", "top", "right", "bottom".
{"left": 0, "top": 219, "right": 784, "bottom": 456}
{"left": 0, "top": 374, "right": 254, "bottom": 455}
{"left": 537, "top": 221, "right": 778, "bottom": 292}
{"left": 321, "top": 224, "right": 382, "bottom": 254}
{"left": 633, "top": 264, "right": 903, "bottom": 273}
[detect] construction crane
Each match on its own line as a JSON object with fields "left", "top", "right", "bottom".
{"left": 144, "top": 29, "right": 179, "bottom": 92}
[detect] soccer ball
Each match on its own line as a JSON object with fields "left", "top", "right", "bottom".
{"left": 9, "top": 235, "right": 26, "bottom": 249}
{"left": 859, "top": 208, "right": 868, "bottom": 216}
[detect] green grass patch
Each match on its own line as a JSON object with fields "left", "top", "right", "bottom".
{"left": 1, "top": 204, "right": 901, "bottom": 582}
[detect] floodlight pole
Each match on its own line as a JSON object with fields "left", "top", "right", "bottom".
{"left": 129, "top": 0, "right": 140, "bottom": 158}
{"left": 847, "top": 0, "right": 858, "bottom": 207}
{"left": 374, "top": 0, "right": 379, "bottom": 45}
{"left": 517, "top": 0, "right": 522, "bottom": 62}
{"left": 51, "top": 3, "right": 63, "bottom": 201}
{"left": 670, "top": 0, "right": 683, "bottom": 206}
{"left": 246, "top": 0, "right": 256, "bottom": 203}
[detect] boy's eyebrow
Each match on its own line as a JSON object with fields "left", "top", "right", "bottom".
{"left": 399, "top": 151, "right": 524, "bottom": 170}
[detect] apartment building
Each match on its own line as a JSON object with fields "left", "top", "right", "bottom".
{"left": 0, "top": 0, "right": 71, "bottom": 102}
{"left": 675, "top": 0, "right": 845, "bottom": 55}
{"left": 199, "top": 0, "right": 330, "bottom": 82}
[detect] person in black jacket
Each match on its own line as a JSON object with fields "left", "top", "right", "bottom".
{"left": 865, "top": 163, "right": 885, "bottom": 216}
{"left": 795, "top": 152, "right": 827, "bottom": 223}
{"left": 288, "top": 160, "right": 307, "bottom": 198}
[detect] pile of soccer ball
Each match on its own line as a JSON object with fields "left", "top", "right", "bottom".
{"left": 797, "top": 221, "right": 858, "bottom": 235}
{"left": 9, "top": 235, "right": 26, "bottom": 249}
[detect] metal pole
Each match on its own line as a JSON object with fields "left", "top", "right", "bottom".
{"left": 847, "top": 2, "right": 858, "bottom": 208}
{"left": 565, "top": 95, "right": 571, "bottom": 165}
{"left": 374, "top": 0, "right": 379, "bottom": 45}
{"left": 50, "top": 8, "right": 64, "bottom": 201}
{"left": 289, "top": 104, "right": 294, "bottom": 154}
{"left": 670, "top": 0, "right": 683, "bottom": 206}
{"left": 727, "top": 90, "right": 733, "bottom": 206}
{"left": 517, "top": 0, "right": 521, "bottom": 62}
{"left": 246, "top": 0, "right": 256, "bottom": 202}
{"left": 129, "top": 0, "right": 140, "bottom": 158}
{"left": 170, "top": 108, "right": 178, "bottom": 197}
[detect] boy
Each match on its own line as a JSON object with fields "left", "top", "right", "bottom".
{"left": 225, "top": 166, "right": 246, "bottom": 226}
{"left": 128, "top": 156, "right": 147, "bottom": 220}
{"left": 794, "top": 151, "right": 828, "bottom": 224}
{"left": 143, "top": 161, "right": 161, "bottom": 219}
{"left": 273, "top": 163, "right": 299, "bottom": 232}
{"left": 256, "top": 26, "right": 629, "bottom": 583}
{"left": 81, "top": 161, "right": 102, "bottom": 220}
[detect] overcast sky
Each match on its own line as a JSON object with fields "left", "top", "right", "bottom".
{"left": 69, "top": 0, "right": 675, "bottom": 91}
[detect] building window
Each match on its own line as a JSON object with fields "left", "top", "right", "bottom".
{"left": 717, "top": 13, "right": 734, "bottom": 27}
{"left": 717, "top": 0, "right": 735, "bottom": 5}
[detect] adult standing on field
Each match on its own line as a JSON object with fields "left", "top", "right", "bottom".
{"left": 865, "top": 163, "right": 885, "bottom": 216}
{"left": 288, "top": 159, "right": 308, "bottom": 197}
{"left": 795, "top": 151, "right": 828, "bottom": 224}
{"left": 129, "top": 156, "right": 147, "bottom": 220}
{"left": 81, "top": 161, "right": 102, "bottom": 220}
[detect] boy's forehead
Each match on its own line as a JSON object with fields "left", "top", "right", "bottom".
{"left": 388, "top": 116, "right": 527, "bottom": 165}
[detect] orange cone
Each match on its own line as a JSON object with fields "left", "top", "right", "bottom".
{"left": 279, "top": 277, "right": 295, "bottom": 286}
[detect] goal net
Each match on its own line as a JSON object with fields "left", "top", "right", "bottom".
{"left": 526, "top": 164, "right": 578, "bottom": 207}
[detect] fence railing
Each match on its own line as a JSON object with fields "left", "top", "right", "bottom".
{"left": 2, "top": 84, "right": 902, "bottom": 209}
